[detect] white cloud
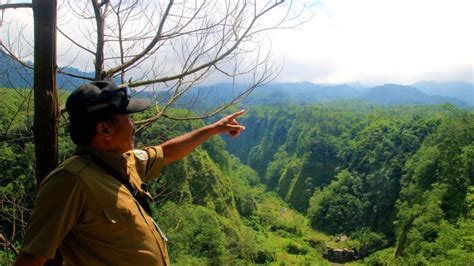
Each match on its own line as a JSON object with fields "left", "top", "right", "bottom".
{"left": 0, "top": 6, "right": 34, "bottom": 60}
{"left": 270, "top": 0, "right": 474, "bottom": 84}
{"left": 1, "top": 0, "right": 472, "bottom": 85}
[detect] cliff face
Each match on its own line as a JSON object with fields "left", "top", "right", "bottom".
{"left": 131, "top": 110, "right": 332, "bottom": 263}
{"left": 224, "top": 104, "right": 473, "bottom": 256}
{"left": 224, "top": 105, "right": 353, "bottom": 213}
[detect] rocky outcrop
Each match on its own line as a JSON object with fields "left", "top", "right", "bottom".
{"left": 324, "top": 247, "right": 358, "bottom": 263}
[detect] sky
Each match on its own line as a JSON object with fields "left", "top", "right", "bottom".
{"left": 1, "top": 0, "right": 473, "bottom": 86}
{"left": 269, "top": 0, "right": 474, "bottom": 85}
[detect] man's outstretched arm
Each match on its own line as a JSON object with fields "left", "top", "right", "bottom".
{"left": 161, "top": 110, "right": 246, "bottom": 165}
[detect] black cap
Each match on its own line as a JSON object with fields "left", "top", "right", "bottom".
{"left": 66, "top": 80, "right": 150, "bottom": 120}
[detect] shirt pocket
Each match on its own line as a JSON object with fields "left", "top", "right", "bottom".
{"left": 102, "top": 203, "right": 138, "bottom": 246}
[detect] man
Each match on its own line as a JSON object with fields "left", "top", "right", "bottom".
{"left": 15, "top": 80, "right": 245, "bottom": 265}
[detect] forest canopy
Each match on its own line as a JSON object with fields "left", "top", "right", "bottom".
{"left": 1, "top": 88, "right": 473, "bottom": 264}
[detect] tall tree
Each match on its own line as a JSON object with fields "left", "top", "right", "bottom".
{"left": 32, "top": 0, "right": 59, "bottom": 183}
{"left": 1, "top": 0, "right": 60, "bottom": 264}
{"left": 0, "top": 0, "right": 59, "bottom": 184}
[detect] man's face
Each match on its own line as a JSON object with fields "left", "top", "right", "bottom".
{"left": 108, "top": 114, "right": 135, "bottom": 153}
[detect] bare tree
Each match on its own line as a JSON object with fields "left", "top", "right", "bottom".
{"left": 1, "top": 0, "right": 308, "bottom": 176}
{"left": 56, "top": 0, "right": 306, "bottom": 122}
{"left": 0, "top": 1, "right": 308, "bottom": 263}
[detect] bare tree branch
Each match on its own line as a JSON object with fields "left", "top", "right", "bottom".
{"left": 57, "top": 27, "right": 95, "bottom": 55}
{"left": 4, "top": 0, "right": 309, "bottom": 125}
{"left": 0, "top": 3, "right": 33, "bottom": 10}
{"left": 104, "top": 0, "right": 174, "bottom": 78}
{"left": 0, "top": 44, "right": 34, "bottom": 70}
{"left": 123, "top": 0, "right": 286, "bottom": 88}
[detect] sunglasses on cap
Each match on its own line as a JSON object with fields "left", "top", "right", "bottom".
{"left": 85, "top": 87, "right": 131, "bottom": 113}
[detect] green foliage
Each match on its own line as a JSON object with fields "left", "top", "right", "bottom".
{"left": 350, "top": 229, "right": 388, "bottom": 257}
{"left": 128, "top": 108, "right": 330, "bottom": 263}
{"left": 362, "top": 216, "right": 474, "bottom": 265}
{"left": 0, "top": 88, "right": 33, "bottom": 135}
{"left": 3, "top": 87, "right": 472, "bottom": 265}
{"left": 286, "top": 242, "right": 308, "bottom": 255}
{"left": 308, "top": 170, "right": 368, "bottom": 234}
{"left": 155, "top": 202, "right": 226, "bottom": 264}
{"left": 0, "top": 89, "right": 75, "bottom": 259}
{"left": 389, "top": 110, "right": 474, "bottom": 263}
{"left": 225, "top": 103, "right": 474, "bottom": 262}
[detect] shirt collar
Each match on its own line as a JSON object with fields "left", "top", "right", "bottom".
{"left": 76, "top": 146, "right": 130, "bottom": 177}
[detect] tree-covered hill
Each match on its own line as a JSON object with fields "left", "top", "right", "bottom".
{"left": 224, "top": 102, "right": 473, "bottom": 264}
{"left": 358, "top": 84, "right": 467, "bottom": 106}
{"left": 0, "top": 50, "right": 93, "bottom": 90}
{"left": 413, "top": 81, "right": 474, "bottom": 106}
{"left": 1, "top": 87, "right": 472, "bottom": 264}
{"left": 0, "top": 88, "right": 332, "bottom": 264}
{"left": 3, "top": 48, "right": 472, "bottom": 107}
{"left": 173, "top": 82, "right": 471, "bottom": 109}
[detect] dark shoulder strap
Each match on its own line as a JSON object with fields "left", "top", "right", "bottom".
{"left": 88, "top": 153, "right": 136, "bottom": 193}
{"left": 77, "top": 152, "right": 152, "bottom": 215}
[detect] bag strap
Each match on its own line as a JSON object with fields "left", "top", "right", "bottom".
{"left": 77, "top": 152, "right": 153, "bottom": 215}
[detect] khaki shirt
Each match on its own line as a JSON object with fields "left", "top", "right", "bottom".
{"left": 21, "top": 146, "right": 170, "bottom": 266}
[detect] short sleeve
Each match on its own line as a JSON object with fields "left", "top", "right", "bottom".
{"left": 133, "top": 145, "right": 164, "bottom": 182}
{"left": 21, "top": 171, "right": 86, "bottom": 259}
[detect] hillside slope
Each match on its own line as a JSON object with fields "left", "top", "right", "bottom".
{"left": 0, "top": 90, "right": 333, "bottom": 264}
{"left": 359, "top": 84, "right": 467, "bottom": 106}
{"left": 224, "top": 102, "right": 473, "bottom": 264}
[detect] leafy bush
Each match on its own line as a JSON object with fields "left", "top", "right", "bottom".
{"left": 350, "top": 229, "right": 387, "bottom": 257}
{"left": 286, "top": 242, "right": 308, "bottom": 255}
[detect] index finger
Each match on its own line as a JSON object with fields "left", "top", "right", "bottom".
{"left": 229, "top": 110, "right": 245, "bottom": 119}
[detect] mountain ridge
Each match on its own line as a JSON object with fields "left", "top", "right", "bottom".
{"left": 358, "top": 84, "right": 468, "bottom": 106}
{"left": 1, "top": 51, "right": 471, "bottom": 106}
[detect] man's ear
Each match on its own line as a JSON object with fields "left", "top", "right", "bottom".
{"left": 96, "top": 122, "right": 111, "bottom": 138}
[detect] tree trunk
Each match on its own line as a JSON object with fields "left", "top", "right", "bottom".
{"left": 33, "top": 1, "right": 61, "bottom": 263}
{"left": 394, "top": 216, "right": 416, "bottom": 258}
{"left": 92, "top": 0, "right": 105, "bottom": 80}
{"left": 33, "top": 0, "right": 58, "bottom": 184}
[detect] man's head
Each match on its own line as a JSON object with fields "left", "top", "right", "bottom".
{"left": 66, "top": 80, "right": 150, "bottom": 152}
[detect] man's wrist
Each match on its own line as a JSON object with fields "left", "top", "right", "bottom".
{"left": 203, "top": 123, "right": 220, "bottom": 137}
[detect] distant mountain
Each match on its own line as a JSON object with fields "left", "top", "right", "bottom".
{"left": 0, "top": 49, "right": 93, "bottom": 90}
{"left": 240, "top": 82, "right": 467, "bottom": 107}
{"left": 2, "top": 51, "right": 471, "bottom": 107}
{"left": 175, "top": 82, "right": 468, "bottom": 109}
{"left": 56, "top": 66, "right": 94, "bottom": 90}
{"left": 246, "top": 82, "right": 362, "bottom": 105}
{"left": 171, "top": 82, "right": 364, "bottom": 109}
{"left": 359, "top": 84, "right": 467, "bottom": 106}
{"left": 0, "top": 51, "right": 33, "bottom": 88}
{"left": 412, "top": 81, "right": 474, "bottom": 106}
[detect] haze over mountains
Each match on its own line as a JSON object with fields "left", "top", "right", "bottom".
{"left": 1, "top": 50, "right": 472, "bottom": 107}
{"left": 187, "top": 82, "right": 473, "bottom": 107}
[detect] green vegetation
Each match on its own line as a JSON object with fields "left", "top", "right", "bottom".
{"left": 134, "top": 109, "right": 330, "bottom": 264}
{"left": 1, "top": 88, "right": 473, "bottom": 264}
{"left": 1, "top": 89, "right": 331, "bottom": 264}
{"left": 225, "top": 102, "right": 473, "bottom": 264}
